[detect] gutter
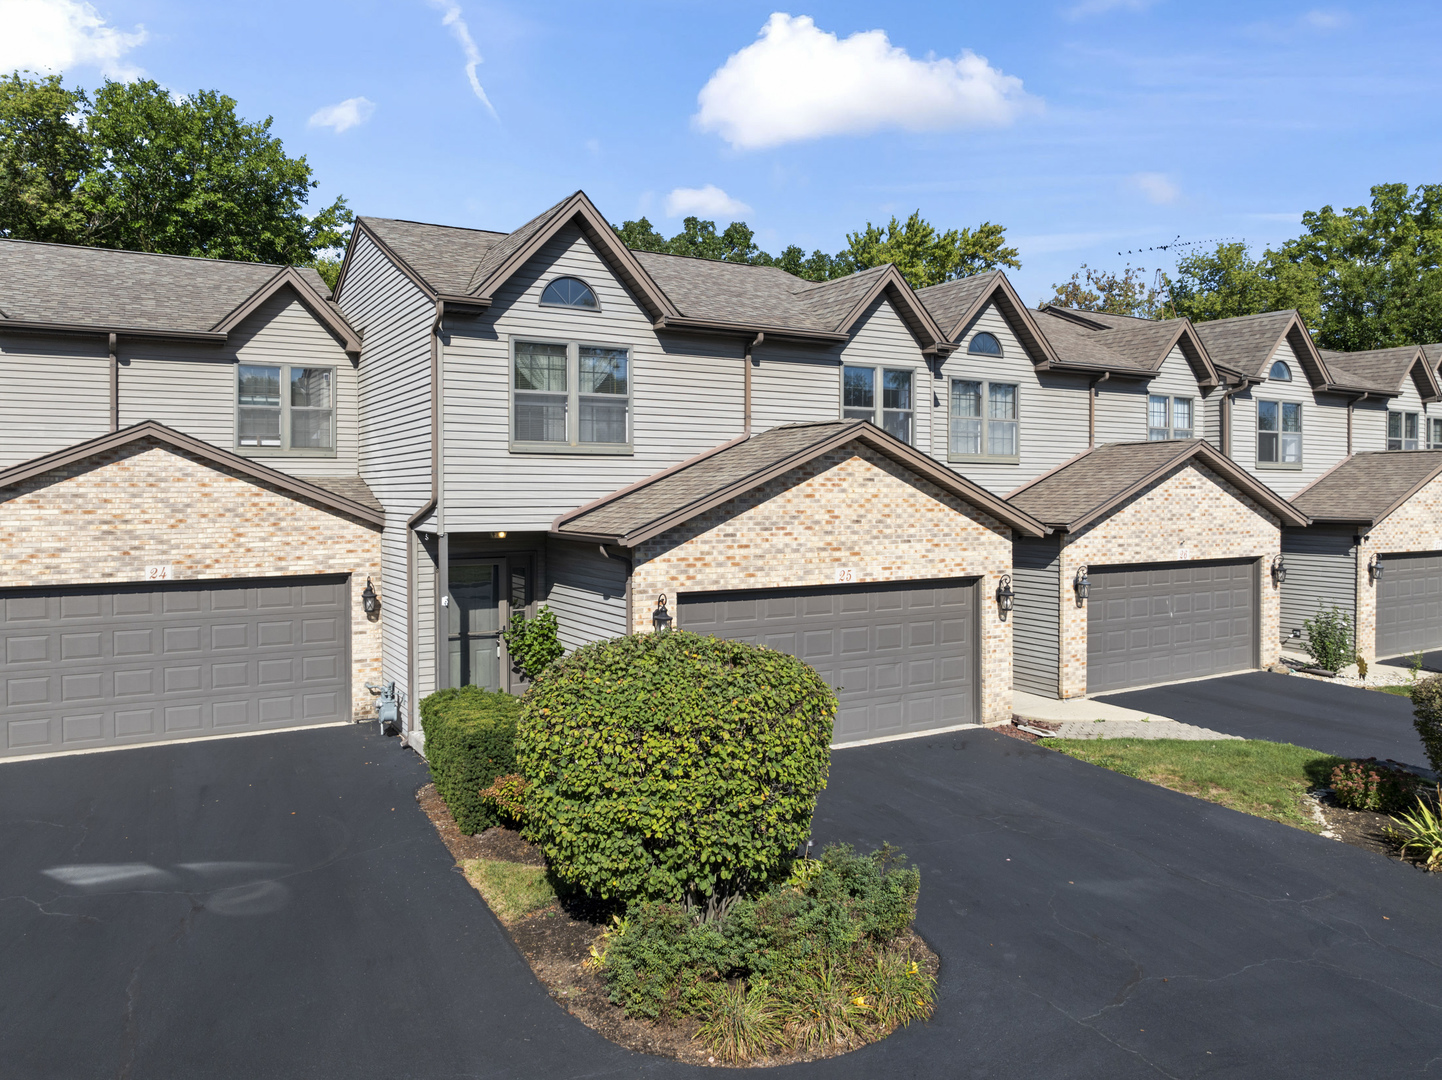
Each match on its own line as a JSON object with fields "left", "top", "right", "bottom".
{"left": 653, "top": 314, "right": 850, "bottom": 346}
{"left": 0, "top": 319, "right": 226, "bottom": 345}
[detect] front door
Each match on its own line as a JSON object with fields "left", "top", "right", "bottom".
{"left": 448, "top": 562, "right": 502, "bottom": 690}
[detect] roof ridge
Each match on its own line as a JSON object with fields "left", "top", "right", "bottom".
{"left": 359, "top": 215, "right": 509, "bottom": 238}
{"left": 914, "top": 269, "right": 1000, "bottom": 297}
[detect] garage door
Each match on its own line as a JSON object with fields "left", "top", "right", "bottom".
{"left": 1376, "top": 551, "right": 1442, "bottom": 659}
{"left": 679, "top": 578, "right": 976, "bottom": 745}
{"left": 1, "top": 576, "right": 350, "bottom": 759}
{"left": 1088, "top": 560, "right": 1256, "bottom": 694}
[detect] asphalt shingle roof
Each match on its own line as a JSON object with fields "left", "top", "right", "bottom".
{"left": 1031, "top": 310, "right": 1154, "bottom": 374}
{"left": 360, "top": 217, "right": 507, "bottom": 296}
{"left": 1291, "top": 451, "right": 1442, "bottom": 524}
{"left": 915, "top": 272, "right": 1003, "bottom": 334}
{"left": 1006, "top": 441, "right": 1199, "bottom": 527}
{"left": 1191, "top": 311, "right": 1300, "bottom": 379}
{"left": 0, "top": 239, "right": 331, "bottom": 333}
{"left": 1320, "top": 346, "right": 1424, "bottom": 395}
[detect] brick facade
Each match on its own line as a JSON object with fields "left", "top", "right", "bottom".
{"left": 1354, "top": 473, "right": 1442, "bottom": 664}
{"left": 0, "top": 437, "right": 383, "bottom": 718}
{"left": 628, "top": 442, "right": 1016, "bottom": 725}
{"left": 1056, "top": 461, "right": 1283, "bottom": 697}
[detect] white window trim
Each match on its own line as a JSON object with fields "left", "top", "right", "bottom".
{"left": 234, "top": 362, "right": 338, "bottom": 458}
{"left": 1256, "top": 397, "right": 1303, "bottom": 470}
{"left": 509, "top": 335, "right": 633, "bottom": 455}
{"left": 1147, "top": 394, "right": 1195, "bottom": 441}
{"left": 948, "top": 377, "right": 1020, "bottom": 464}
{"left": 840, "top": 364, "right": 917, "bottom": 445}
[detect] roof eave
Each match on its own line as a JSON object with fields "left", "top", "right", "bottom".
{"left": 653, "top": 315, "right": 849, "bottom": 345}
{"left": 0, "top": 319, "right": 226, "bottom": 345}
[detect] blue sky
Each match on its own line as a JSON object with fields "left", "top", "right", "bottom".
{"left": 5, "top": 0, "right": 1441, "bottom": 302}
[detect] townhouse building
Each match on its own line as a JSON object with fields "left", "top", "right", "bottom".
{"left": 4, "top": 188, "right": 1441, "bottom": 760}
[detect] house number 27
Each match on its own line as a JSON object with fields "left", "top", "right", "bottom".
{"left": 835, "top": 568, "right": 856, "bottom": 583}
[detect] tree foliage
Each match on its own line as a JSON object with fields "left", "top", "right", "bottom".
{"left": 613, "top": 209, "right": 1017, "bottom": 288}
{"left": 0, "top": 71, "right": 350, "bottom": 276}
{"left": 1045, "top": 264, "right": 1167, "bottom": 319}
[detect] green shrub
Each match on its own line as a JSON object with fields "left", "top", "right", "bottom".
{"left": 479, "top": 772, "right": 530, "bottom": 825}
{"left": 1330, "top": 759, "right": 1419, "bottom": 812}
{"left": 1411, "top": 675, "right": 1442, "bottom": 774}
{"left": 695, "top": 979, "right": 781, "bottom": 1062}
{"left": 516, "top": 630, "right": 836, "bottom": 904}
{"left": 501, "top": 605, "right": 565, "bottom": 680}
{"left": 1302, "top": 605, "right": 1354, "bottom": 672}
{"left": 1392, "top": 787, "right": 1442, "bottom": 871}
{"left": 419, "top": 686, "right": 520, "bottom": 834}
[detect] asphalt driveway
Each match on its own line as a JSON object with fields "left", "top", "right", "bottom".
{"left": 1099, "top": 670, "right": 1431, "bottom": 766}
{"left": 4, "top": 724, "right": 1440, "bottom": 1079}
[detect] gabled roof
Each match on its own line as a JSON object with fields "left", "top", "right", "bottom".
{"left": 0, "top": 421, "right": 384, "bottom": 527}
{"left": 1005, "top": 439, "right": 1308, "bottom": 531}
{"left": 551, "top": 420, "right": 1045, "bottom": 546}
{"left": 1291, "top": 450, "right": 1442, "bottom": 525}
{"left": 1321, "top": 345, "right": 1441, "bottom": 402}
{"left": 917, "top": 271, "right": 1060, "bottom": 365}
{"left": 1031, "top": 305, "right": 1218, "bottom": 385}
{"left": 1190, "top": 310, "right": 1334, "bottom": 389}
{"left": 0, "top": 238, "right": 356, "bottom": 351}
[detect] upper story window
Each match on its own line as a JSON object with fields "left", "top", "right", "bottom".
{"left": 843, "top": 365, "right": 913, "bottom": 443}
{"left": 950, "top": 378, "right": 1019, "bottom": 460}
{"left": 1270, "top": 360, "right": 1293, "bottom": 381}
{"left": 1257, "top": 399, "right": 1301, "bottom": 467}
{"left": 512, "top": 339, "right": 629, "bottom": 451}
{"left": 968, "top": 332, "right": 1003, "bottom": 356}
{"left": 1147, "top": 395, "right": 1193, "bottom": 440}
{"left": 1389, "top": 411, "right": 1423, "bottom": 450}
{"left": 237, "top": 364, "right": 334, "bottom": 453}
{"left": 540, "top": 277, "right": 598, "bottom": 309}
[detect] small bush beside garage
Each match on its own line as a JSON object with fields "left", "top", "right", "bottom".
{"left": 419, "top": 686, "right": 520, "bottom": 834}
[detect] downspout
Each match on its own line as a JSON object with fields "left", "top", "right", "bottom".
{"left": 1088, "top": 373, "right": 1109, "bottom": 448}
{"left": 108, "top": 332, "right": 119, "bottom": 432}
{"left": 1345, "top": 392, "right": 1371, "bottom": 455}
{"left": 1219, "top": 381, "right": 1247, "bottom": 457}
{"left": 743, "top": 332, "right": 763, "bottom": 436}
{"left": 432, "top": 300, "right": 448, "bottom": 697}
{"left": 405, "top": 498, "right": 437, "bottom": 736}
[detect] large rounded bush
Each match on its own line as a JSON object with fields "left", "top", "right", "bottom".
{"left": 516, "top": 631, "right": 836, "bottom": 903}
{"left": 1412, "top": 674, "right": 1442, "bottom": 774}
{"left": 420, "top": 686, "right": 520, "bottom": 834}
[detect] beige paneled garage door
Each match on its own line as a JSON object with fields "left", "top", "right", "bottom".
{"left": 1, "top": 576, "right": 350, "bottom": 758}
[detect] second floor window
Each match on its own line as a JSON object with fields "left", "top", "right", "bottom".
{"left": 843, "top": 365, "right": 913, "bottom": 443}
{"left": 513, "top": 340, "right": 629, "bottom": 449}
{"left": 1257, "top": 399, "right": 1301, "bottom": 466}
{"left": 1147, "top": 395, "right": 1193, "bottom": 440}
{"left": 1388, "top": 411, "right": 1425, "bottom": 450}
{"left": 237, "top": 364, "right": 334, "bottom": 451}
{"left": 950, "top": 379, "right": 1019, "bottom": 459}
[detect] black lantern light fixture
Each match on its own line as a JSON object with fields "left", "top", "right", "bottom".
{"left": 1074, "top": 565, "right": 1090, "bottom": 606}
{"left": 361, "top": 577, "right": 380, "bottom": 615}
{"left": 652, "top": 593, "right": 673, "bottom": 632}
{"left": 995, "top": 574, "right": 1014, "bottom": 619}
{"left": 1368, "top": 554, "right": 1384, "bottom": 583}
{"left": 1271, "top": 553, "right": 1287, "bottom": 585}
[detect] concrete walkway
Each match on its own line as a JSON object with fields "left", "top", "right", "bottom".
{"left": 1013, "top": 689, "right": 1242, "bottom": 740}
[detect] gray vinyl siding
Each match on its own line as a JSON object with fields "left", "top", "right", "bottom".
{"left": 1383, "top": 366, "right": 1439, "bottom": 447}
{"left": 749, "top": 340, "right": 839, "bottom": 431}
{"left": 415, "top": 533, "right": 438, "bottom": 706}
{"left": 836, "top": 296, "right": 930, "bottom": 450}
{"left": 115, "top": 290, "right": 359, "bottom": 477}
{"left": 1094, "top": 346, "right": 1204, "bottom": 447}
{"left": 935, "top": 304, "right": 1091, "bottom": 496}
{"left": 544, "top": 539, "right": 628, "bottom": 650}
{"left": 1011, "top": 536, "right": 1062, "bottom": 696}
{"left": 0, "top": 334, "right": 111, "bottom": 467}
{"left": 1229, "top": 340, "right": 1351, "bottom": 497}
{"left": 1280, "top": 528, "right": 1357, "bottom": 647}
{"left": 335, "top": 230, "right": 438, "bottom": 727}
{"left": 1352, "top": 398, "right": 1390, "bottom": 453}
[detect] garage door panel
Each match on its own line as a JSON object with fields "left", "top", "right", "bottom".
{"left": 1376, "top": 552, "right": 1442, "bottom": 658}
{"left": 0, "top": 576, "right": 350, "bottom": 757}
{"left": 680, "top": 578, "right": 976, "bottom": 744}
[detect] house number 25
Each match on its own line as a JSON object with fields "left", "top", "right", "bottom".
{"left": 835, "top": 568, "right": 856, "bottom": 583}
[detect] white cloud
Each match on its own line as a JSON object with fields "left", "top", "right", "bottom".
{"left": 0, "top": 0, "right": 146, "bottom": 79}
{"left": 1128, "top": 172, "right": 1180, "bottom": 205}
{"left": 693, "top": 14, "right": 1034, "bottom": 151}
{"left": 664, "top": 185, "right": 753, "bottom": 219}
{"left": 429, "top": 0, "right": 498, "bottom": 119}
{"left": 1065, "top": 0, "right": 1156, "bottom": 17}
{"left": 1302, "top": 9, "right": 1349, "bottom": 30}
{"left": 307, "top": 96, "right": 376, "bottom": 134}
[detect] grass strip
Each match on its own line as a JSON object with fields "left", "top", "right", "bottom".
{"left": 461, "top": 858, "right": 557, "bottom": 924}
{"left": 1044, "top": 738, "right": 1347, "bottom": 832}
{"left": 1374, "top": 685, "right": 1414, "bottom": 698}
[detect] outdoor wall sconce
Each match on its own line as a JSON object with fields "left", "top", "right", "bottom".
{"left": 1368, "top": 554, "right": 1384, "bottom": 584}
{"left": 995, "top": 574, "right": 1014, "bottom": 619}
{"left": 1074, "top": 566, "right": 1090, "bottom": 606}
{"left": 652, "top": 593, "right": 673, "bottom": 632}
{"left": 1271, "top": 554, "right": 1287, "bottom": 585}
{"left": 361, "top": 577, "right": 380, "bottom": 615}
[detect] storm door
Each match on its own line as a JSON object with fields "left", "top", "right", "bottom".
{"left": 448, "top": 562, "right": 502, "bottom": 690}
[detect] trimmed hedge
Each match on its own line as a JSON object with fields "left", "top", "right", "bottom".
{"left": 419, "top": 686, "right": 520, "bottom": 834}
{"left": 1413, "top": 675, "right": 1442, "bottom": 775}
{"left": 516, "top": 630, "right": 836, "bottom": 903}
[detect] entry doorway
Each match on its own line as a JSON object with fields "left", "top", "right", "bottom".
{"left": 445, "top": 556, "right": 533, "bottom": 692}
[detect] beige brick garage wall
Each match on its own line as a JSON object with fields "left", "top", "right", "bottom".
{"left": 0, "top": 437, "right": 383, "bottom": 719}
{"left": 629, "top": 442, "right": 1017, "bottom": 725}
{"left": 1354, "top": 473, "right": 1442, "bottom": 664}
{"left": 1057, "top": 461, "right": 1283, "bottom": 697}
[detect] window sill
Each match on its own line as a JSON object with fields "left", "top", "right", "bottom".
{"left": 949, "top": 454, "right": 1021, "bottom": 465}
{"left": 235, "top": 447, "right": 339, "bottom": 459}
{"left": 508, "top": 442, "right": 634, "bottom": 456}
{"left": 1256, "top": 461, "right": 1303, "bottom": 471}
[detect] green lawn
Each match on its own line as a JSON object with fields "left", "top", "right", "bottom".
{"left": 1044, "top": 738, "right": 1347, "bottom": 832}
{"left": 1374, "top": 684, "right": 1414, "bottom": 697}
{"left": 461, "top": 858, "right": 558, "bottom": 924}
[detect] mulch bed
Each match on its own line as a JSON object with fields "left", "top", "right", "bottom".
{"left": 415, "top": 782, "right": 941, "bottom": 1067}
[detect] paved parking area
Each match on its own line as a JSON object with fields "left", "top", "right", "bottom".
{"left": 3, "top": 723, "right": 1440, "bottom": 1078}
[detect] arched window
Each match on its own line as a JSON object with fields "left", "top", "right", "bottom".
{"left": 968, "top": 332, "right": 1003, "bottom": 356}
{"left": 1270, "top": 360, "right": 1292, "bottom": 381}
{"left": 540, "top": 277, "right": 598, "bottom": 309}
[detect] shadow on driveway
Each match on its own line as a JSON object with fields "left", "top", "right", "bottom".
{"left": 1099, "top": 670, "right": 1429, "bottom": 766}
{"left": 2, "top": 724, "right": 1440, "bottom": 1078}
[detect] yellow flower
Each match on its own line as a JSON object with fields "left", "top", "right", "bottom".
{"left": 851, "top": 995, "right": 870, "bottom": 1009}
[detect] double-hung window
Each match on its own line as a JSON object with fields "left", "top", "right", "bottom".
{"left": 842, "top": 365, "right": 913, "bottom": 443}
{"left": 237, "top": 364, "right": 335, "bottom": 452}
{"left": 1431, "top": 418, "right": 1442, "bottom": 450}
{"left": 1147, "top": 395, "right": 1194, "bottom": 440}
{"left": 1257, "top": 399, "right": 1302, "bottom": 466}
{"left": 949, "top": 379, "right": 1019, "bottom": 460}
{"left": 1388, "top": 411, "right": 1421, "bottom": 450}
{"left": 512, "top": 340, "right": 630, "bottom": 450}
